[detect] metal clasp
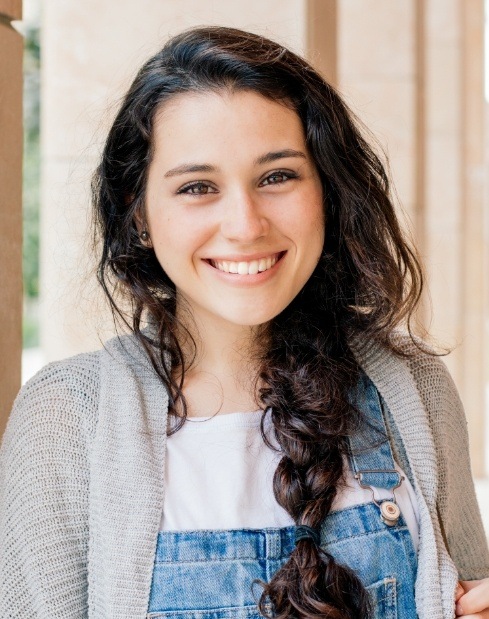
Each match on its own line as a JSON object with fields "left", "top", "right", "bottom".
{"left": 354, "top": 469, "right": 405, "bottom": 526}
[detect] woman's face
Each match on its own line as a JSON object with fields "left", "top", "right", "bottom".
{"left": 143, "top": 89, "right": 325, "bottom": 329}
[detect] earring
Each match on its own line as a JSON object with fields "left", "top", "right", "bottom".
{"left": 140, "top": 230, "right": 150, "bottom": 242}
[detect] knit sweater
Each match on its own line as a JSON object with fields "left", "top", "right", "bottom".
{"left": 0, "top": 330, "right": 488, "bottom": 618}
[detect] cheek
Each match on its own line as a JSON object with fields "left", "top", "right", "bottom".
{"left": 303, "top": 202, "right": 326, "bottom": 263}
{"left": 146, "top": 214, "right": 177, "bottom": 272}
{"left": 150, "top": 215, "right": 209, "bottom": 268}
{"left": 300, "top": 197, "right": 325, "bottom": 240}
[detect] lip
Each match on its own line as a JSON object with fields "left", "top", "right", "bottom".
{"left": 202, "top": 251, "right": 287, "bottom": 285}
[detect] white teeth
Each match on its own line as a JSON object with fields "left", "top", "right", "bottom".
{"left": 258, "top": 258, "right": 268, "bottom": 272}
{"left": 248, "top": 261, "right": 259, "bottom": 275}
{"left": 211, "top": 254, "right": 280, "bottom": 275}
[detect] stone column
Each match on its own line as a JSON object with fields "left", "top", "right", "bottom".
{"left": 336, "top": 1, "right": 418, "bottom": 231}
{"left": 332, "top": 0, "right": 486, "bottom": 476}
{"left": 0, "top": 0, "right": 23, "bottom": 437}
{"left": 306, "top": 0, "right": 337, "bottom": 85}
{"left": 421, "top": 0, "right": 486, "bottom": 476}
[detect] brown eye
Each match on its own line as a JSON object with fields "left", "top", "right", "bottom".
{"left": 260, "top": 171, "right": 297, "bottom": 186}
{"left": 178, "top": 182, "right": 217, "bottom": 195}
{"left": 188, "top": 183, "right": 210, "bottom": 194}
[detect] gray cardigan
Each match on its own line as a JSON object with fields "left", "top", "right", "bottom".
{"left": 1, "top": 330, "right": 488, "bottom": 618}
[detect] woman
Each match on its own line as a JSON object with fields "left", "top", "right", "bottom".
{"left": 1, "top": 25, "right": 488, "bottom": 619}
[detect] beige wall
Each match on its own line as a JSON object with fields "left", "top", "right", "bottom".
{"left": 338, "top": 1, "right": 418, "bottom": 227}
{"left": 459, "top": 0, "right": 486, "bottom": 477}
{"left": 0, "top": 0, "right": 23, "bottom": 437}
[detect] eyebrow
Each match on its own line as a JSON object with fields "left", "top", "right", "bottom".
{"left": 163, "top": 149, "right": 308, "bottom": 178}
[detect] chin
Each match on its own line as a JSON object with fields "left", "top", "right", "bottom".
{"left": 225, "top": 309, "right": 283, "bottom": 328}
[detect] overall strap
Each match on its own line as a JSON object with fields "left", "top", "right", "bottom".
{"left": 347, "top": 372, "right": 403, "bottom": 493}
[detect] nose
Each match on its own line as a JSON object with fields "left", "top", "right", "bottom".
{"left": 220, "top": 191, "right": 269, "bottom": 242}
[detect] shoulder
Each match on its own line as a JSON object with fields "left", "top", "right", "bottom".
{"left": 350, "top": 328, "right": 468, "bottom": 472}
{"left": 403, "top": 336, "right": 461, "bottom": 400}
{"left": 0, "top": 349, "right": 102, "bottom": 550}
{"left": 1, "top": 349, "right": 102, "bottom": 462}
{"left": 389, "top": 331, "right": 465, "bottom": 437}
{"left": 351, "top": 328, "right": 461, "bottom": 422}
{"left": 15, "top": 348, "right": 102, "bottom": 414}
{"left": 17, "top": 348, "right": 102, "bottom": 405}
{"left": 0, "top": 350, "right": 104, "bottom": 615}
{"left": 2, "top": 330, "right": 155, "bottom": 446}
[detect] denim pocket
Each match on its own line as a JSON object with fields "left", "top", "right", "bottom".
{"left": 147, "top": 602, "right": 272, "bottom": 619}
{"left": 148, "top": 581, "right": 397, "bottom": 618}
{"left": 366, "top": 577, "right": 397, "bottom": 619}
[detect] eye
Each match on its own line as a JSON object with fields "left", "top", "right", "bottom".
{"left": 260, "top": 170, "right": 298, "bottom": 186}
{"left": 177, "top": 181, "right": 217, "bottom": 196}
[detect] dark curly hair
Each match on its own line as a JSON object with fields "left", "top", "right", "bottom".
{"left": 92, "top": 25, "right": 427, "bottom": 618}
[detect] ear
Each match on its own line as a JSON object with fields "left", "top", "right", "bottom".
{"left": 132, "top": 201, "right": 153, "bottom": 248}
{"left": 133, "top": 206, "right": 144, "bottom": 235}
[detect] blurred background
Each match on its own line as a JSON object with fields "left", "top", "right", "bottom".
{"left": 1, "top": 0, "right": 488, "bottom": 530}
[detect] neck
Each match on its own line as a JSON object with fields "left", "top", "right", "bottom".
{"left": 172, "top": 306, "right": 268, "bottom": 416}
{"left": 180, "top": 309, "right": 264, "bottom": 375}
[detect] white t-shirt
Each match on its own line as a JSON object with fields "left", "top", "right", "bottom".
{"left": 160, "top": 408, "right": 420, "bottom": 552}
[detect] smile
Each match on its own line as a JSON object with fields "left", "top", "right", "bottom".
{"left": 207, "top": 252, "right": 284, "bottom": 275}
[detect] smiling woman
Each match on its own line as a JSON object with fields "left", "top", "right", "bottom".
{"left": 141, "top": 90, "right": 324, "bottom": 333}
{"left": 1, "top": 24, "right": 489, "bottom": 619}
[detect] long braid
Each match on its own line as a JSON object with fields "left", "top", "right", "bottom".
{"left": 253, "top": 285, "right": 373, "bottom": 618}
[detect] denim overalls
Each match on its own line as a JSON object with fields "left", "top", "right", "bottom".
{"left": 147, "top": 373, "right": 418, "bottom": 618}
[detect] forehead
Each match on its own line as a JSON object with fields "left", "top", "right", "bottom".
{"left": 151, "top": 89, "right": 307, "bottom": 162}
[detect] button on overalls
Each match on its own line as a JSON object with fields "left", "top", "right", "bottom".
{"left": 147, "top": 373, "right": 418, "bottom": 618}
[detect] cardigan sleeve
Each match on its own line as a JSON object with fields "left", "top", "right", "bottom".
{"left": 404, "top": 346, "right": 489, "bottom": 580}
{"left": 0, "top": 352, "right": 100, "bottom": 619}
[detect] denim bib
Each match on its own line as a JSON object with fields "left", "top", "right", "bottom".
{"left": 147, "top": 373, "right": 418, "bottom": 618}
